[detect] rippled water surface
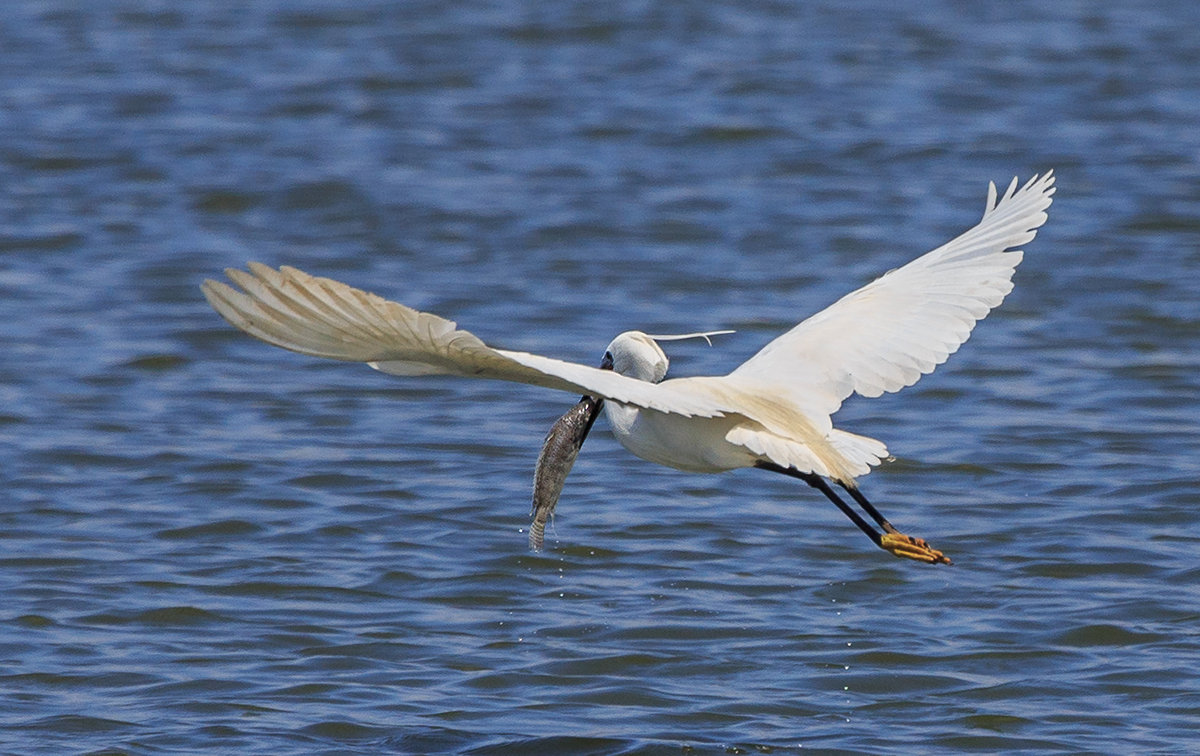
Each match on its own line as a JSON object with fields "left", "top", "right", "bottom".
{"left": 3, "top": 1, "right": 1200, "bottom": 753}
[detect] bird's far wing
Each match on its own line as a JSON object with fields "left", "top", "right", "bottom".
{"left": 202, "top": 263, "right": 730, "bottom": 418}
{"left": 729, "top": 171, "right": 1055, "bottom": 418}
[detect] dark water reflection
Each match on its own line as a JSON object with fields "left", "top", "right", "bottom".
{"left": 3, "top": 1, "right": 1200, "bottom": 753}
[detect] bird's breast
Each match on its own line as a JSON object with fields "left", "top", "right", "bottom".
{"left": 603, "top": 403, "right": 756, "bottom": 474}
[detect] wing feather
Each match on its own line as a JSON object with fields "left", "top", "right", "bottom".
{"left": 202, "top": 264, "right": 731, "bottom": 418}
{"left": 730, "top": 171, "right": 1054, "bottom": 416}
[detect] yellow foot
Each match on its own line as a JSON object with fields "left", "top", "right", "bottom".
{"left": 880, "top": 532, "right": 951, "bottom": 565}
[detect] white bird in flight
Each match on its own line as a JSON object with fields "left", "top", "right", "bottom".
{"left": 203, "top": 171, "right": 1055, "bottom": 565}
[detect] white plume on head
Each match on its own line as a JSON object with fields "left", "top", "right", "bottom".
{"left": 646, "top": 330, "right": 735, "bottom": 346}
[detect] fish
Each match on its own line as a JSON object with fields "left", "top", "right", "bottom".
{"left": 529, "top": 395, "right": 603, "bottom": 550}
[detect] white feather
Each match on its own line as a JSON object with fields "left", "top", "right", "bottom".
{"left": 729, "top": 171, "right": 1055, "bottom": 420}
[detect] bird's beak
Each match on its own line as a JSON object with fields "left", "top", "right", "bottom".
{"left": 528, "top": 354, "right": 612, "bottom": 550}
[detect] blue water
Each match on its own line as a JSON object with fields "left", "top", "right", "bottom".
{"left": 3, "top": 1, "right": 1200, "bottom": 753}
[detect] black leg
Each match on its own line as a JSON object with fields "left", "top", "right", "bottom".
{"left": 755, "top": 460, "right": 951, "bottom": 565}
{"left": 754, "top": 461, "right": 882, "bottom": 547}
{"left": 838, "top": 482, "right": 899, "bottom": 534}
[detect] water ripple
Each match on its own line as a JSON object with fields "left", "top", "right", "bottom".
{"left": 3, "top": 0, "right": 1200, "bottom": 753}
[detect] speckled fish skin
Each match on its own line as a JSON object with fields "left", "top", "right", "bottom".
{"left": 530, "top": 395, "right": 603, "bottom": 550}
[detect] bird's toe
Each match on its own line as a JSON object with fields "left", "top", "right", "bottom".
{"left": 879, "top": 532, "right": 951, "bottom": 565}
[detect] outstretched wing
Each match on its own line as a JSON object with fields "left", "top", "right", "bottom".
{"left": 729, "top": 171, "right": 1055, "bottom": 418}
{"left": 202, "top": 263, "right": 729, "bottom": 418}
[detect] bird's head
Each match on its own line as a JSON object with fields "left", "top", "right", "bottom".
{"left": 603, "top": 331, "right": 669, "bottom": 383}
{"left": 602, "top": 329, "right": 735, "bottom": 383}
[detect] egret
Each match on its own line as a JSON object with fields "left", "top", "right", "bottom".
{"left": 202, "top": 171, "right": 1055, "bottom": 565}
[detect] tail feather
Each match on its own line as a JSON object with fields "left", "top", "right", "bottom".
{"left": 828, "top": 429, "right": 890, "bottom": 477}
